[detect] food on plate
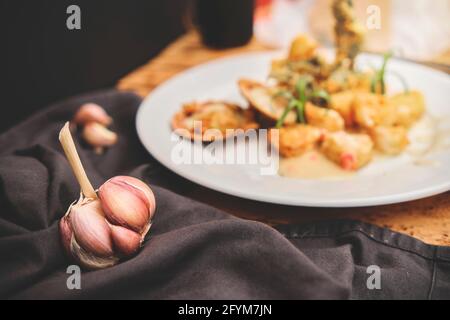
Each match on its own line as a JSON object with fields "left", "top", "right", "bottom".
{"left": 288, "top": 34, "right": 319, "bottom": 61}
{"left": 369, "top": 126, "right": 409, "bottom": 155}
{"left": 329, "top": 90, "right": 355, "bottom": 126}
{"left": 321, "top": 131, "right": 374, "bottom": 170}
{"left": 270, "top": 125, "right": 323, "bottom": 158}
{"left": 271, "top": 35, "right": 331, "bottom": 87}
{"left": 325, "top": 67, "right": 373, "bottom": 94}
{"left": 305, "top": 102, "right": 345, "bottom": 132}
{"left": 171, "top": 0, "right": 427, "bottom": 176}
{"left": 353, "top": 92, "right": 396, "bottom": 129}
{"left": 389, "top": 91, "right": 426, "bottom": 127}
{"left": 332, "top": 0, "right": 365, "bottom": 68}
{"left": 171, "top": 101, "right": 259, "bottom": 142}
{"left": 238, "top": 79, "right": 296, "bottom": 126}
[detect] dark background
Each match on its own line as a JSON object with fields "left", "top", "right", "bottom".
{"left": 0, "top": 0, "right": 188, "bottom": 133}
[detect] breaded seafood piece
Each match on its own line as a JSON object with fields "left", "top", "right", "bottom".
{"left": 171, "top": 101, "right": 259, "bottom": 142}
{"left": 321, "top": 131, "right": 374, "bottom": 170}
{"left": 305, "top": 102, "right": 345, "bottom": 132}
{"left": 353, "top": 92, "right": 396, "bottom": 129}
{"left": 389, "top": 91, "right": 425, "bottom": 127}
{"left": 270, "top": 125, "right": 323, "bottom": 158}
{"left": 369, "top": 126, "right": 409, "bottom": 155}
{"left": 288, "top": 34, "right": 319, "bottom": 61}
{"left": 325, "top": 69, "right": 373, "bottom": 94}
{"left": 329, "top": 90, "right": 355, "bottom": 126}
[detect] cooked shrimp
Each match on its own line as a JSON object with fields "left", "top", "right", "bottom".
{"left": 369, "top": 126, "right": 409, "bottom": 155}
{"left": 270, "top": 125, "right": 324, "bottom": 158}
{"left": 305, "top": 102, "right": 345, "bottom": 132}
{"left": 325, "top": 69, "right": 373, "bottom": 94}
{"left": 389, "top": 91, "right": 425, "bottom": 127}
{"left": 288, "top": 34, "right": 319, "bottom": 61}
{"left": 321, "top": 131, "right": 374, "bottom": 170}
{"left": 353, "top": 92, "right": 396, "bottom": 129}
{"left": 329, "top": 90, "right": 355, "bottom": 126}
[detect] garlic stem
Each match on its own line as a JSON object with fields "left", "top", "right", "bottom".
{"left": 59, "top": 122, "right": 97, "bottom": 199}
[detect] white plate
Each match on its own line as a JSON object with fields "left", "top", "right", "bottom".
{"left": 136, "top": 51, "right": 450, "bottom": 207}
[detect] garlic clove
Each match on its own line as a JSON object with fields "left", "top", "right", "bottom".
{"left": 74, "top": 103, "right": 113, "bottom": 126}
{"left": 82, "top": 122, "right": 118, "bottom": 148}
{"left": 110, "top": 225, "right": 142, "bottom": 257}
{"left": 59, "top": 216, "right": 74, "bottom": 256}
{"left": 98, "top": 176, "right": 155, "bottom": 233}
{"left": 70, "top": 200, "right": 114, "bottom": 257}
{"left": 114, "top": 176, "right": 156, "bottom": 220}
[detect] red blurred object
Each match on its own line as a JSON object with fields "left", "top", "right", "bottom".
{"left": 255, "top": 0, "right": 273, "bottom": 20}
{"left": 257, "top": 0, "right": 272, "bottom": 6}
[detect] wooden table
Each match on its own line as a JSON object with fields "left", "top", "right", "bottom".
{"left": 118, "top": 32, "right": 450, "bottom": 246}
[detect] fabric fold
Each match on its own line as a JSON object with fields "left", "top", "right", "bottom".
{"left": 0, "top": 89, "right": 448, "bottom": 300}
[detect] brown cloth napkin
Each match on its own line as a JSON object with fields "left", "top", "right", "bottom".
{"left": 0, "top": 89, "right": 448, "bottom": 300}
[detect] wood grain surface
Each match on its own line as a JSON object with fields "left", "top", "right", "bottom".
{"left": 118, "top": 32, "right": 450, "bottom": 246}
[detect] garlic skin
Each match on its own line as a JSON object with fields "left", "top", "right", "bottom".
{"left": 98, "top": 176, "right": 156, "bottom": 233}
{"left": 82, "top": 122, "right": 118, "bottom": 152}
{"left": 59, "top": 177, "right": 156, "bottom": 270}
{"left": 70, "top": 200, "right": 114, "bottom": 257}
{"left": 74, "top": 103, "right": 113, "bottom": 126}
{"left": 59, "top": 196, "right": 119, "bottom": 270}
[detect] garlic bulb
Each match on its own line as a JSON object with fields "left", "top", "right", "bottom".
{"left": 82, "top": 122, "right": 118, "bottom": 154}
{"left": 58, "top": 123, "right": 156, "bottom": 270}
{"left": 74, "top": 103, "right": 113, "bottom": 126}
{"left": 59, "top": 189, "right": 154, "bottom": 269}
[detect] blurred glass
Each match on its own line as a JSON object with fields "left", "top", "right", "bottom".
{"left": 194, "top": 0, "right": 255, "bottom": 49}
{"left": 255, "top": 0, "right": 450, "bottom": 64}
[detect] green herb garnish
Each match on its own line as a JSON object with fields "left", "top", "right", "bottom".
{"left": 276, "top": 100, "right": 297, "bottom": 128}
{"left": 275, "top": 77, "right": 311, "bottom": 128}
{"left": 295, "top": 78, "right": 308, "bottom": 123}
{"left": 371, "top": 51, "right": 393, "bottom": 95}
{"left": 274, "top": 77, "right": 333, "bottom": 127}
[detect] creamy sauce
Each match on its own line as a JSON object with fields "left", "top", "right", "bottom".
{"left": 407, "top": 114, "right": 450, "bottom": 166}
{"left": 279, "top": 149, "right": 354, "bottom": 180}
{"left": 279, "top": 114, "right": 450, "bottom": 180}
